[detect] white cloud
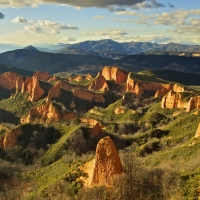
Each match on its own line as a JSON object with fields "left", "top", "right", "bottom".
{"left": 60, "top": 37, "right": 76, "bottom": 43}
{"left": 94, "top": 15, "right": 106, "bottom": 20}
{"left": 11, "top": 16, "right": 27, "bottom": 23}
{"left": 0, "top": 11, "right": 4, "bottom": 19}
{"left": 37, "top": 20, "right": 78, "bottom": 30}
{"left": 24, "top": 26, "right": 43, "bottom": 33}
{"left": 51, "top": 29, "right": 60, "bottom": 34}
{"left": 132, "top": 0, "right": 166, "bottom": 9}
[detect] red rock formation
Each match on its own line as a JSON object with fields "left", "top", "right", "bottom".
{"left": 195, "top": 123, "right": 200, "bottom": 138}
{"left": 161, "top": 90, "right": 187, "bottom": 109}
{"left": 88, "top": 72, "right": 109, "bottom": 92}
{"left": 102, "top": 66, "right": 128, "bottom": 84}
{"left": 90, "top": 123, "right": 103, "bottom": 135}
{"left": 0, "top": 72, "right": 23, "bottom": 90}
{"left": 22, "top": 76, "right": 45, "bottom": 101}
{"left": 91, "top": 136, "right": 122, "bottom": 185}
{"left": 33, "top": 70, "right": 50, "bottom": 81}
{"left": 22, "top": 102, "right": 76, "bottom": 123}
{"left": 80, "top": 118, "right": 103, "bottom": 128}
{"left": 48, "top": 75, "right": 58, "bottom": 82}
{"left": 173, "top": 83, "right": 185, "bottom": 93}
{"left": 154, "top": 88, "right": 169, "bottom": 98}
{"left": 73, "top": 89, "right": 105, "bottom": 103}
{"left": 16, "top": 75, "right": 24, "bottom": 93}
{"left": 47, "top": 81, "right": 61, "bottom": 102}
{"left": 0, "top": 127, "right": 22, "bottom": 148}
{"left": 125, "top": 73, "right": 173, "bottom": 98}
{"left": 186, "top": 96, "right": 200, "bottom": 112}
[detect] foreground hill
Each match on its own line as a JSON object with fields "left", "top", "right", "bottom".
{"left": 0, "top": 67, "right": 200, "bottom": 199}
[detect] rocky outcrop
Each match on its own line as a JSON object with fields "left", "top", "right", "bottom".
{"left": 21, "top": 76, "right": 45, "bottom": 102}
{"left": 173, "top": 83, "right": 185, "bottom": 93}
{"left": 22, "top": 102, "right": 76, "bottom": 123}
{"left": 186, "top": 96, "right": 200, "bottom": 112}
{"left": 81, "top": 118, "right": 103, "bottom": 128}
{"left": 161, "top": 90, "right": 187, "bottom": 109}
{"left": 16, "top": 75, "right": 24, "bottom": 93}
{"left": 0, "top": 127, "right": 22, "bottom": 148}
{"left": 47, "top": 81, "right": 61, "bottom": 102}
{"left": 90, "top": 123, "right": 103, "bottom": 135}
{"left": 48, "top": 75, "right": 58, "bottom": 82}
{"left": 73, "top": 89, "right": 105, "bottom": 103}
{"left": 91, "top": 136, "right": 122, "bottom": 185}
{"left": 102, "top": 66, "right": 128, "bottom": 84}
{"left": 33, "top": 70, "right": 50, "bottom": 81}
{"left": 115, "top": 107, "right": 126, "bottom": 114}
{"left": 0, "top": 72, "right": 23, "bottom": 91}
{"left": 125, "top": 73, "right": 173, "bottom": 98}
{"left": 195, "top": 123, "right": 200, "bottom": 138}
{"left": 154, "top": 88, "right": 169, "bottom": 98}
{"left": 88, "top": 72, "right": 109, "bottom": 92}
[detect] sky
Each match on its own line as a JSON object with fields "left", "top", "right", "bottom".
{"left": 0, "top": 0, "right": 200, "bottom": 46}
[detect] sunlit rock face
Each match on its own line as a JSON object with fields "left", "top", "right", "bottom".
{"left": 0, "top": 127, "right": 22, "bottom": 148}
{"left": 186, "top": 96, "right": 200, "bottom": 112}
{"left": 88, "top": 72, "right": 109, "bottom": 92}
{"left": 91, "top": 136, "right": 122, "bottom": 186}
{"left": 21, "top": 76, "right": 45, "bottom": 102}
{"left": 22, "top": 102, "right": 76, "bottom": 123}
{"left": 161, "top": 90, "right": 187, "bottom": 109}
{"left": 102, "top": 66, "right": 128, "bottom": 84}
{"left": 0, "top": 72, "right": 23, "bottom": 91}
{"left": 33, "top": 70, "right": 50, "bottom": 81}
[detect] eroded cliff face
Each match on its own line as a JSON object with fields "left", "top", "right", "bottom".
{"left": 33, "top": 70, "right": 50, "bottom": 81}
{"left": 91, "top": 136, "right": 122, "bottom": 185}
{"left": 72, "top": 89, "right": 105, "bottom": 103}
{"left": 186, "top": 96, "right": 200, "bottom": 112}
{"left": 125, "top": 74, "right": 173, "bottom": 98}
{"left": 80, "top": 118, "right": 102, "bottom": 128}
{"left": 161, "top": 90, "right": 187, "bottom": 109}
{"left": 88, "top": 72, "right": 109, "bottom": 92}
{"left": 102, "top": 66, "right": 128, "bottom": 84}
{"left": 22, "top": 102, "right": 76, "bottom": 123}
{"left": 47, "top": 81, "right": 61, "bottom": 102}
{"left": 195, "top": 123, "right": 200, "bottom": 138}
{"left": 173, "top": 83, "right": 185, "bottom": 93}
{"left": 21, "top": 76, "right": 45, "bottom": 102}
{"left": 0, "top": 127, "right": 22, "bottom": 149}
{"left": 0, "top": 72, "right": 23, "bottom": 91}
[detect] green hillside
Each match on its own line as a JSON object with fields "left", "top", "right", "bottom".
{"left": 139, "top": 69, "right": 200, "bottom": 85}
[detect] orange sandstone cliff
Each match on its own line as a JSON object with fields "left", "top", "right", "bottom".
{"left": 22, "top": 102, "right": 76, "bottom": 123}
{"left": 195, "top": 123, "right": 200, "bottom": 138}
{"left": 0, "top": 127, "right": 22, "bottom": 148}
{"left": 186, "top": 96, "right": 200, "bottom": 112}
{"left": 0, "top": 72, "right": 23, "bottom": 91}
{"left": 21, "top": 76, "right": 45, "bottom": 102}
{"left": 72, "top": 89, "right": 105, "bottom": 103}
{"left": 161, "top": 90, "right": 187, "bottom": 109}
{"left": 33, "top": 70, "right": 50, "bottom": 81}
{"left": 102, "top": 66, "right": 128, "bottom": 84}
{"left": 125, "top": 73, "right": 173, "bottom": 98}
{"left": 91, "top": 136, "right": 122, "bottom": 185}
{"left": 88, "top": 72, "right": 109, "bottom": 91}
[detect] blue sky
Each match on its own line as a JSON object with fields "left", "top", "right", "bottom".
{"left": 0, "top": 0, "right": 200, "bottom": 46}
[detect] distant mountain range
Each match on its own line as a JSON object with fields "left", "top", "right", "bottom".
{"left": 0, "top": 47, "right": 200, "bottom": 74}
{"left": 1, "top": 40, "right": 200, "bottom": 58}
